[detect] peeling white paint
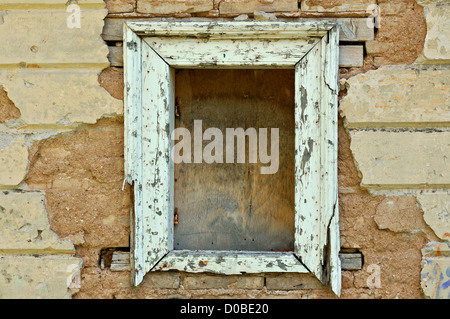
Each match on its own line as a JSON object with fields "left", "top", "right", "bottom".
{"left": 125, "top": 21, "right": 340, "bottom": 295}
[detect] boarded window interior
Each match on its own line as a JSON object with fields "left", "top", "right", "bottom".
{"left": 174, "top": 69, "right": 295, "bottom": 251}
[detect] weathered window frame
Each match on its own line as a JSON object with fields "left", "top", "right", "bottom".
{"left": 124, "top": 21, "right": 341, "bottom": 295}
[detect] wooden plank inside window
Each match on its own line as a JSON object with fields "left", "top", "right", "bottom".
{"left": 173, "top": 69, "right": 295, "bottom": 252}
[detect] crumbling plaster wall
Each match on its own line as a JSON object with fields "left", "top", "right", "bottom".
{"left": 0, "top": 0, "right": 448, "bottom": 299}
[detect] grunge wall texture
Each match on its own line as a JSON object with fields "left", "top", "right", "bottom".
{"left": 0, "top": 0, "right": 449, "bottom": 299}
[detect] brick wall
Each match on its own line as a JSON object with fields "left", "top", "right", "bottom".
{"left": 0, "top": 0, "right": 448, "bottom": 299}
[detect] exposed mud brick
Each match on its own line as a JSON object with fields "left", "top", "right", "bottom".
{"left": 300, "top": 0, "right": 375, "bottom": 12}
{"left": 26, "top": 117, "right": 131, "bottom": 248}
{"left": 108, "top": 286, "right": 335, "bottom": 299}
{"left": 340, "top": 193, "right": 438, "bottom": 249}
{"left": 265, "top": 273, "right": 324, "bottom": 290}
{"left": 182, "top": 274, "right": 264, "bottom": 289}
{"left": 0, "top": 191, "right": 74, "bottom": 253}
{"left": 352, "top": 248, "right": 424, "bottom": 292}
{"left": 364, "top": 0, "right": 427, "bottom": 65}
{"left": 339, "top": 192, "right": 385, "bottom": 249}
{"left": 100, "top": 268, "right": 133, "bottom": 289}
{"left": 339, "top": 191, "right": 437, "bottom": 298}
{"left": 75, "top": 246, "right": 103, "bottom": 268}
{"left": 337, "top": 116, "right": 362, "bottom": 190}
{"left": 142, "top": 271, "right": 181, "bottom": 289}
{"left": 0, "top": 136, "right": 28, "bottom": 187}
{"left": 417, "top": 193, "right": 450, "bottom": 241}
{"left": 218, "top": 0, "right": 297, "bottom": 15}
{"left": 73, "top": 267, "right": 115, "bottom": 299}
{"left": 341, "top": 271, "right": 354, "bottom": 289}
{"left": 340, "top": 288, "right": 379, "bottom": 298}
{"left": 105, "top": 0, "right": 136, "bottom": 13}
{"left": 349, "top": 131, "right": 450, "bottom": 188}
{"left": 378, "top": 0, "right": 415, "bottom": 15}
{"left": 99, "top": 67, "right": 124, "bottom": 100}
{"left": 365, "top": 41, "right": 389, "bottom": 55}
{"left": 42, "top": 189, "right": 130, "bottom": 247}
{"left": 416, "top": 1, "right": 450, "bottom": 63}
{"left": 374, "top": 196, "right": 429, "bottom": 233}
{"left": 137, "top": 0, "right": 214, "bottom": 14}
{"left": 0, "top": 89, "right": 20, "bottom": 123}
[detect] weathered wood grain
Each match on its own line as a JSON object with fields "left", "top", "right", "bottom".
{"left": 154, "top": 251, "right": 309, "bottom": 274}
{"left": 106, "top": 19, "right": 334, "bottom": 41}
{"left": 173, "top": 69, "right": 295, "bottom": 252}
{"left": 321, "top": 26, "right": 340, "bottom": 296}
{"left": 106, "top": 251, "right": 361, "bottom": 271}
{"left": 124, "top": 23, "right": 143, "bottom": 285}
{"left": 140, "top": 40, "right": 175, "bottom": 281}
{"left": 339, "top": 253, "right": 363, "bottom": 270}
{"left": 143, "top": 36, "right": 318, "bottom": 68}
{"left": 104, "top": 18, "right": 373, "bottom": 42}
{"left": 124, "top": 24, "right": 141, "bottom": 184}
{"left": 109, "top": 45, "right": 364, "bottom": 68}
{"left": 127, "top": 20, "right": 335, "bottom": 39}
{"left": 339, "top": 45, "right": 364, "bottom": 67}
{"left": 295, "top": 41, "right": 323, "bottom": 283}
{"left": 104, "top": 251, "right": 308, "bottom": 274}
{"left": 294, "top": 26, "right": 340, "bottom": 295}
{"left": 111, "top": 251, "right": 131, "bottom": 271}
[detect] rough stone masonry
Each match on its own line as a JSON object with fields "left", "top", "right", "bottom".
{"left": 0, "top": 0, "right": 448, "bottom": 299}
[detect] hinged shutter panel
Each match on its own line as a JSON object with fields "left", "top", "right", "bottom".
{"left": 125, "top": 21, "right": 341, "bottom": 293}
{"left": 294, "top": 27, "right": 341, "bottom": 295}
{"left": 126, "top": 35, "right": 175, "bottom": 286}
{"left": 124, "top": 25, "right": 141, "bottom": 185}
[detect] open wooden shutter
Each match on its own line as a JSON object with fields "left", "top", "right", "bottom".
{"left": 125, "top": 27, "right": 175, "bottom": 286}
{"left": 125, "top": 21, "right": 340, "bottom": 294}
{"left": 294, "top": 27, "right": 341, "bottom": 295}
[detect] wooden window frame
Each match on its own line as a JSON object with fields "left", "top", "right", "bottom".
{"left": 124, "top": 21, "right": 341, "bottom": 295}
